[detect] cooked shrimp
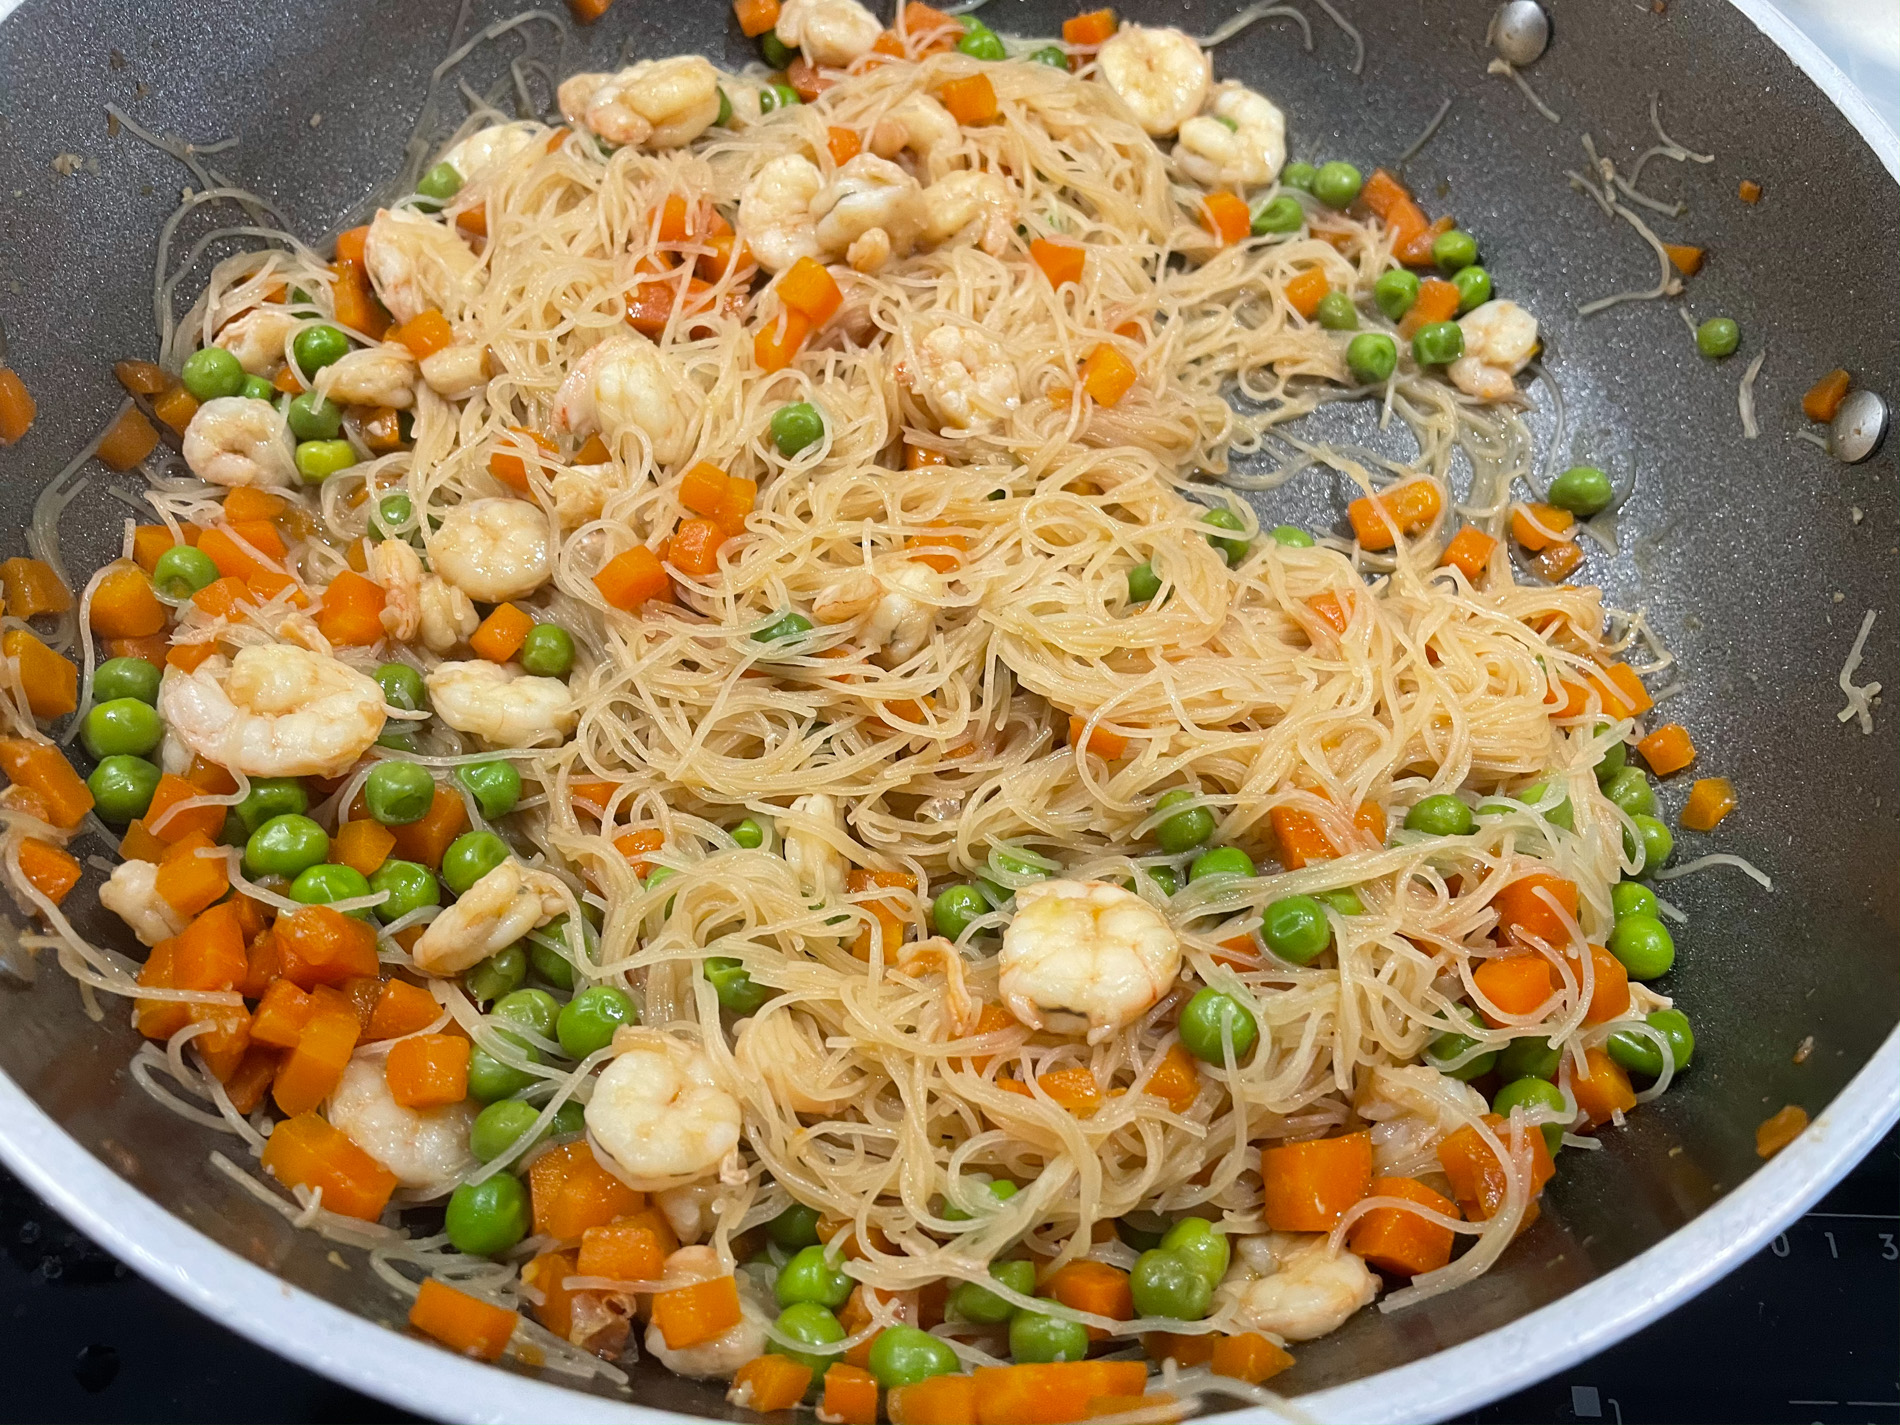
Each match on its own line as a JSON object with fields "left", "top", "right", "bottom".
{"left": 1355, "top": 1064, "right": 1491, "bottom": 1177}
{"left": 418, "top": 343, "right": 487, "bottom": 400}
{"left": 417, "top": 577, "right": 478, "bottom": 654}
{"left": 362, "top": 207, "right": 483, "bottom": 326}
{"left": 899, "top": 936, "right": 979, "bottom": 1035}
{"left": 430, "top": 497, "right": 552, "bottom": 602}
{"left": 922, "top": 170, "right": 1015, "bottom": 255}
{"left": 1095, "top": 25, "right": 1210, "bottom": 137}
{"left": 557, "top": 56, "right": 722, "bottom": 151}
{"left": 733, "top": 1008, "right": 870, "bottom": 1116}
{"left": 425, "top": 661, "right": 576, "bottom": 748}
{"left": 158, "top": 645, "right": 386, "bottom": 778}
{"left": 867, "top": 94, "right": 961, "bottom": 181}
{"left": 1218, "top": 1232, "right": 1379, "bottom": 1341}
{"left": 368, "top": 537, "right": 424, "bottom": 643}
{"left": 99, "top": 858, "right": 187, "bottom": 947}
{"left": 812, "top": 568, "right": 882, "bottom": 624}
{"left": 214, "top": 306, "right": 297, "bottom": 375}
{"left": 585, "top": 1033, "right": 744, "bottom": 1189}
{"left": 998, "top": 878, "right": 1182, "bottom": 1042}
{"left": 813, "top": 155, "right": 926, "bottom": 263}
{"left": 737, "top": 154, "right": 824, "bottom": 274}
{"left": 645, "top": 1248, "right": 767, "bottom": 1377}
{"left": 656, "top": 1180, "right": 728, "bottom": 1245}
{"left": 551, "top": 334, "right": 697, "bottom": 468}
{"left": 438, "top": 119, "right": 546, "bottom": 185}
{"left": 865, "top": 561, "right": 939, "bottom": 665}
{"left": 180, "top": 396, "right": 297, "bottom": 488}
{"left": 774, "top": 0, "right": 882, "bottom": 65}
{"left": 905, "top": 321, "right": 1021, "bottom": 433}
{"left": 549, "top": 461, "right": 633, "bottom": 531}
{"left": 1174, "top": 81, "right": 1287, "bottom": 189}
{"left": 412, "top": 860, "right": 566, "bottom": 974}
{"left": 326, "top": 1055, "right": 477, "bottom": 1190}
{"left": 782, "top": 792, "right": 848, "bottom": 903}
{"left": 314, "top": 344, "right": 418, "bottom": 410}
{"left": 1449, "top": 299, "right": 1539, "bottom": 401}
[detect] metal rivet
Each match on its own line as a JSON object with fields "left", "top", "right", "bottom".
{"left": 1831, "top": 389, "right": 1889, "bottom": 464}
{"left": 1491, "top": 1, "right": 1550, "bottom": 66}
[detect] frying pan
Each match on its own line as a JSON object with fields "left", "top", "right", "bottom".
{"left": 0, "top": 0, "right": 1893, "bottom": 1419}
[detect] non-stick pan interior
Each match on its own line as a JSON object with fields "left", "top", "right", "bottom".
{"left": 0, "top": 0, "right": 1893, "bottom": 1415}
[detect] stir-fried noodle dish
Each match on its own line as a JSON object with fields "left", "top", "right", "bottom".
{"left": 0, "top": 0, "right": 1722, "bottom": 1416}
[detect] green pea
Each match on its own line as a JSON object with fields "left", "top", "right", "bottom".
{"left": 92, "top": 656, "right": 162, "bottom": 706}
{"left": 557, "top": 985, "right": 637, "bottom": 1059}
{"left": 1262, "top": 893, "right": 1331, "bottom": 965}
{"left": 464, "top": 944, "right": 527, "bottom": 1004}
{"left": 289, "top": 863, "right": 372, "bottom": 910}
{"left": 1404, "top": 793, "right": 1473, "bottom": 838}
{"left": 732, "top": 817, "right": 768, "bottom": 850}
{"left": 239, "top": 374, "right": 277, "bottom": 402}
{"left": 529, "top": 935, "right": 575, "bottom": 990}
{"left": 1518, "top": 780, "right": 1574, "bottom": 831}
{"left": 442, "top": 830, "right": 510, "bottom": 895}
{"left": 1280, "top": 161, "right": 1317, "bottom": 192}
{"left": 932, "top": 883, "right": 991, "bottom": 940}
{"left": 776, "top": 1244, "right": 854, "bottom": 1309}
{"left": 1628, "top": 813, "right": 1673, "bottom": 878}
{"left": 181, "top": 346, "right": 245, "bottom": 400}
{"left": 286, "top": 391, "right": 344, "bottom": 441}
{"left": 1497, "top": 1034, "right": 1561, "bottom": 1082}
{"left": 867, "top": 1324, "right": 959, "bottom": 1389}
{"left": 1269, "top": 524, "right": 1315, "bottom": 548}
{"left": 1179, "top": 987, "right": 1258, "bottom": 1064}
{"left": 1010, "top": 1306, "right": 1089, "bottom": 1364}
{"left": 291, "top": 324, "right": 351, "bottom": 379}
{"left": 87, "top": 755, "right": 160, "bottom": 823}
{"left": 1130, "top": 1249, "right": 1211, "bottom": 1320}
{"left": 219, "top": 810, "right": 247, "bottom": 850}
{"left": 1202, "top": 507, "right": 1250, "bottom": 566}
{"left": 1346, "top": 331, "right": 1398, "bottom": 385}
{"left": 1412, "top": 321, "right": 1465, "bottom": 366}
{"left": 456, "top": 760, "right": 521, "bottom": 820}
{"left": 494, "top": 988, "right": 559, "bottom": 1039}
{"left": 1161, "top": 1217, "right": 1231, "bottom": 1289}
{"left": 415, "top": 160, "right": 464, "bottom": 205}
{"left": 469, "top": 1098, "right": 547, "bottom": 1162}
{"left": 1595, "top": 733, "right": 1629, "bottom": 783}
{"left": 941, "top": 1177, "right": 1016, "bottom": 1223}
{"left": 1608, "top": 912, "right": 1674, "bottom": 980}
{"left": 1312, "top": 161, "right": 1362, "bottom": 208}
{"left": 370, "top": 662, "right": 425, "bottom": 715}
{"left": 1427, "top": 1006, "right": 1498, "bottom": 1081}
{"left": 1600, "top": 766, "right": 1655, "bottom": 817}
{"left": 753, "top": 611, "right": 814, "bottom": 647}
{"left": 372, "top": 493, "right": 415, "bottom": 540}
{"left": 705, "top": 955, "right": 770, "bottom": 1014}
{"left": 1452, "top": 264, "right": 1492, "bottom": 313}
{"left": 1493, "top": 1076, "right": 1568, "bottom": 1154}
{"left": 364, "top": 761, "right": 435, "bottom": 826}
{"left": 467, "top": 1039, "right": 539, "bottom": 1102}
{"left": 957, "top": 21, "right": 1006, "bottom": 59}
{"left": 1251, "top": 194, "right": 1304, "bottom": 235}
{"left": 1607, "top": 1008, "right": 1695, "bottom": 1078}
{"left": 711, "top": 86, "right": 734, "bottom": 127}
{"left": 759, "top": 29, "right": 795, "bottom": 68}
{"left": 1140, "top": 864, "right": 1180, "bottom": 898}
{"left": 378, "top": 729, "right": 420, "bottom": 760}
{"left": 236, "top": 777, "right": 308, "bottom": 833}
{"left": 1127, "top": 561, "right": 1161, "bottom": 604}
{"left": 519, "top": 623, "right": 574, "bottom": 678}
{"left": 1116, "top": 1212, "right": 1169, "bottom": 1252}
{"left": 151, "top": 545, "right": 220, "bottom": 598}
{"left": 81, "top": 698, "right": 161, "bottom": 759}
{"left": 771, "top": 1301, "right": 846, "bottom": 1374}
{"left": 760, "top": 81, "right": 801, "bottom": 112}
{"left": 1314, "top": 290, "right": 1359, "bottom": 331}
{"left": 770, "top": 401, "right": 825, "bottom": 458}
{"left": 1188, "top": 847, "right": 1255, "bottom": 882}
{"left": 1535, "top": 468, "right": 1611, "bottom": 525}
{"left": 950, "top": 1259, "right": 1035, "bottom": 1326}
{"left": 1027, "top": 44, "right": 1069, "bottom": 67}
{"left": 552, "top": 1099, "right": 586, "bottom": 1137}
{"left": 295, "top": 438, "right": 357, "bottom": 484}
{"left": 1374, "top": 268, "right": 1419, "bottom": 321}
{"left": 244, "top": 813, "right": 329, "bottom": 878}
{"left": 1611, "top": 880, "right": 1658, "bottom": 921}
{"left": 445, "top": 1172, "right": 531, "bottom": 1256}
{"left": 769, "top": 1201, "right": 824, "bottom": 1251}
{"left": 1318, "top": 887, "right": 1364, "bottom": 916}
{"left": 1432, "top": 228, "right": 1478, "bottom": 273}
{"left": 1695, "top": 317, "right": 1739, "bottom": 359}
{"left": 1155, "top": 787, "right": 1215, "bottom": 854}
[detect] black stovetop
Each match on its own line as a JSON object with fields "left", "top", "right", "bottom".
{"left": 1, "top": 1128, "right": 1893, "bottom": 1423}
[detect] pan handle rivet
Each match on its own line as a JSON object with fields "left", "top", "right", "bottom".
{"left": 1491, "top": 1, "right": 1550, "bottom": 65}
{"left": 1831, "top": 389, "right": 1889, "bottom": 465}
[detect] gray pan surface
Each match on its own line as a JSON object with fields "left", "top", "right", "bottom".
{"left": 0, "top": 0, "right": 1894, "bottom": 1419}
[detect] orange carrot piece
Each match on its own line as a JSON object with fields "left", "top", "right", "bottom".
{"left": 1438, "top": 525, "right": 1497, "bottom": 581}
{"left": 999, "top": 1065, "right": 1102, "bottom": 1114}
{"left": 197, "top": 525, "right": 286, "bottom": 586}
{"left": 669, "top": 517, "right": 724, "bottom": 578}
{"left": 385, "top": 1033, "right": 470, "bottom": 1109}
{"left": 677, "top": 461, "right": 730, "bottom": 517}
{"left": 1399, "top": 276, "right": 1461, "bottom": 336}
{"left": 1437, "top": 1113, "right": 1555, "bottom": 1220}
{"left": 316, "top": 569, "right": 385, "bottom": 648}
{"left": 1067, "top": 714, "right": 1128, "bottom": 760}
{"left": 97, "top": 406, "right": 161, "bottom": 472}
{"left": 272, "top": 988, "right": 361, "bottom": 1115}
{"left": 1348, "top": 478, "right": 1443, "bottom": 550}
{"left": 1347, "top": 1176, "right": 1460, "bottom": 1276}
{"left": 151, "top": 385, "right": 199, "bottom": 434}
{"left": 568, "top": 0, "right": 615, "bottom": 22}
{"left": 753, "top": 305, "right": 811, "bottom": 374}
{"left": 594, "top": 543, "right": 674, "bottom": 612}
{"left": 114, "top": 359, "right": 172, "bottom": 397}
{"left": 1081, "top": 344, "right": 1136, "bottom": 405}
{"left": 333, "top": 226, "right": 370, "bottom": 266}
{"left": 1803, "top": 368, "right": 1851, "bottom": 424}
{"left": 1360, "top": 169, "right": 1432, "bottom": 255}
{"left": 826, "top": 125, "right": 864, "bottom": 167}
{"left": 262, "top": 1110, "right": 399, "bottom": 1221}
{"left": 529, "top": 1141, "right": 646, "bottom": 1241}
{"left": 1662, "top": 242, "right": 1703, "bottom": 276}
{"left": 940, "top": 73, "right": 999, "bottom": 126}
{"left": 1473, "top": 953, "right": 1558, "bottom": 1025}
{"left": 1031, "top": 238, "right": 1086, "bottom": 288}
{"left": 1492, "top": 870, "right": 1578, "bottom": 949}
{"left": 1755, "top": 1104, "right": 1807, "bottom": 1158}
{"left": 823, "top": 1363, "right": 881, "bottom": 1425}
{"left": 16, "top": 837, "right": 81, "bottom": 907}
{"left": 1738, "top": 179, "right": 1762, "bottom": 204}
{"left": 222, "top": 1045, "right": 278, "bottom": 1116}
{"left": 733, "top": 0, "right": 780, "bottom": 36}
{"left": 1680, "top": 776, "right": 1737, "bottom": 832}
{"left": 145, "top": 773, "right": 225, "bottom": 842}
{"left": 408, "top": 1277, "right": 517, "bottom": 1361}
{"left": 730, "top": 1354, "right": 813, "bottom": 1413}
{"left": 1, "top": 557, "right": 74, "bottom": 619}
{"left": 1529, "top": 541, "right": 1584, "bottom": 584}
{"left": 1637, "top": 722, "right": 1696, "bottom": 776}
{"left": 469, "top": 601, "right": 534, "bottom": 662}
{"left": 135, "top": 940, "right": 191, "bottom": 1041}
{"left": 1509, "top": 502, "right": 1575, "bottom": 553}
{"left": 1567, "top": 941, "right": 1630, "bottom": 1026}
{"left": 89, "top": 563, "right": 168, "bottom": 639}
{"left": 1284, "top": 266, "right": 1329, "bottom": 320}
{"left": 1594, "top": 662, "right": 1654, "bottom": 719}
{"left": 651, "top": 1275, "right": 742, "bottom": 1350}
{"left": 390, "top": 308, "right": 454, "bottom": 359}
{"left": 0, "top": 368, "right": 35, "bottom": 445}
{"left": 577, "top": 1221, "right": 668, "bottom": 1283}
{"left": 334, "top": 817, "right": 396, "bottom": 878}
{"left": 383, "top": 784, "right": 466, "bottom": 869}
{"left": 1210, "top": 1332, "right": 1294, "bottom": 1385}
{"left": 366, "top": 978, "right": 440, "bottom": 1040}
{"left": 777, "top": 255, "right": 843, "bottom": 326}
{"left": 133, "top": 526, "right": 181, "bottom": 574}
{"left": 2, "top": 629, "right": 77, "bottom": 720}
{"left": 1572, "top": 1046, "right": 1636, "bottom": 1127}
{"left": 1262, "top": 1130, "right": 1373, "bottom": 1231}
{"left": 1307, "top": 590, "right": 1350, "bottom": 636}
{"left": 273, "top": 904, "right": 383, "bottom": 988}
{"left": 972, "top": 1361, "right": 1147, "bottom": 1425}
{"left": 1202, "top": 191, "right": 1252, "bottom": 246}
{"left": 1062, "top": 9, "right": 1117, "bottom": 45}
{"left": 889, "top": 1373, "right": 978, "bottom": 1425}
{"left": 250, "top": 978, "right": 315, "bottom": 1050}
{"left": 1269, "top": 803, "right": 1337, "bottom": 870}
{"left": 0, "top": 739, "right": 93, "bottom": 830}
{"left": 1144, "top": 1043, "right": 1200, "bottom": 1113}
{"left": 154, "top": 835, "right": 230, "bottom": 918}
{"left": 1046, "top": 1260, "right": 1134, "bottom": 1325}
